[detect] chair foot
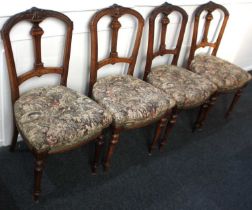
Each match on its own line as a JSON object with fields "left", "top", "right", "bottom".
{"left": 9, "top": 125, "right": 18, "bottom": 152}
{"left": 159, "top": 108, "right": 178, "bottom": 151}
{"left": 225, "top": 87, "right": 244, "bottom": 119}
{"left": 193, "top": 93, "right": 218, "bottom": 132}
{"left": 33, "top": 152, "right": 47, "bottom": 202}
{"left": 103, "top": 128, "right": 120, "bottom": 172}
{"left": 91, "top": 135, "right": 104, "bottom": 175}
{"left": 148, "top": 115, "right": 168, "bottom": 155}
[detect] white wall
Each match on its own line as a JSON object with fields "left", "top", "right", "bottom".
{"left": 0, "top": 0, "right": 252, "bottom": 146}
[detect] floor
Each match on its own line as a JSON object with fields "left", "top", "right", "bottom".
{"left": 0, "top": 82, "right": 251, "bottom": 210}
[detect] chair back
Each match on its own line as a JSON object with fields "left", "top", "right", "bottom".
{"left": 187, "top": 1, "right": 229, "bottom": 67}
{"left": 1, "top": 7, "right": 73, "bottom": 103}
{"left": 144, "top": 2, "right": 188, "bottom": 80}
{"left": 89, "top": 4, "right": 144, "bottom": 96}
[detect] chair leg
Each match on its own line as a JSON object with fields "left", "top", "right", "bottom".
{"left": 33, "top": 152, "right": 47, "bottom": 202}
{"left": 148, "top": 116, "right": 168, "bottom": 155}
{"left": 159, "top": 107, "right": 178, "bottom": 151}
{"left": 91, "top": 135, "right": 104, "bottom": 175}
{"left": 225, "top": 86, "right": 245, "bottom": 119}
{"left": 103, "top": 128, "right": 120, "bottom": 172}
{"left": 192, "top": 92, "right": 218, "bottom": 132}
{"left": 10, "top": 124, "right": 18, "bottom": 152}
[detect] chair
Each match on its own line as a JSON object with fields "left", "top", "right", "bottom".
{"left": 89, "top": 4, "right": 175, "bottom": 171}
{"left": 188, "top": 1, "right": 252, "bottom": 130}
{"left": 1, "top": 7, "right": 112, "bottom": 201}
{"left": 143, "top": 3, "right": 217, "bottom": 149}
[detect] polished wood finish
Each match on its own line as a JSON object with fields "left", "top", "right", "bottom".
{"left": 89, "top": 4, "right": 144, "bottom": 96}
{"left": 148, "top": 113, "right": 169, "bottom": 155}
{"left": 188, "top": 2, "right": 248, "bottom": 129}
{"left": 103, "top": 127, "right": 121, "bottom": 171}
{"left": 89, "top": 5, "right": 170, "bottom": 170}
{"left": 92, "top": 135, "right": 104, "bottom": 174}
{"left": 159, "top": 107, "right": 179, "bottom": 150}
{"left": 193, "top": 92, "right": 219, "bottom": 131}
{"left": 1, "top": 8, "right": 104, "bottom": 200}
{"left": 1, "top": 7, "right": 73, "bottom": 104}
{"left": 187, "top": 1, "right": 229, "bottom": 67}
{"left": 143, "top": 2, "right": 188, "bottom": 81}
{"left": 33, "top": 151, "right": 47, "bottom": 202}
{"left": 143, "top": 3, "right": 188, "bottom": 151}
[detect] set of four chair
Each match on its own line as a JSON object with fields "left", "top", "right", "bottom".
{"left": 1, "top": 1, "right": 251, "bottom": 200}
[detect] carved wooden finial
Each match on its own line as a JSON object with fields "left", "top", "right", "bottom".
{"left": 162, "top": 2, "right": 172, "bottom": 7}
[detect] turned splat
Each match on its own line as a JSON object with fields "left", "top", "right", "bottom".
{"left": 187, "top": 1, "right": 229, "bottom": 67}
{"left": 89, "top": 4, "right": 144, "bottom": 96}
{"left": 1, "top": 7, "right": 73, "bottom": 103}
{"left": 144, "top": 2, "right": 188, "bottom": 80}
{"left": 30, "top": 11, "right": 44, "bottom": 69}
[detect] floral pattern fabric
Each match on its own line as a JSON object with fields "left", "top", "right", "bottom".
{"left": 190, "top": 55, "right": 252, "bottom": 92}
{"left": 14, "top": 86, "right": 112, "bottom": 152}
{"left": 147, "top": 65, "right": 217, "bottom": 109}
{"left": 92, "top": 75, "right": 176, "bottom": 129}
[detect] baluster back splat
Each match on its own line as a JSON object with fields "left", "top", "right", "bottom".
{"left": 30, "top": 12, "right": 44, "bottom": 69}
{"left": 187, "top": 1, "right": 229, "bottom": 67}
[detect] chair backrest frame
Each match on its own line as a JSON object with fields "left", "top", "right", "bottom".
{"left": 187, "top": 1, "right": 229, "bottom": 67}
{"left": 1, "top": 7, "right": 73, "bottom": 104}
{"left": 89, "top": 4, "right": 144, "bottom": 96}
{"left": 143, "top": 2, "right": 188, "bottom": 80}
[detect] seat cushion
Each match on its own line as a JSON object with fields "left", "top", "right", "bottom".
{"left": 14, "top": 86, "right": 112, "bottom": 152}
{"left": 92, "top": 75, "right": 176, "bottom": 129}
{"left": 190, "top": 55, "right": 252, "bottom": 92}
{"left": 147, "top": 65, "right": 217, "bottom": 109}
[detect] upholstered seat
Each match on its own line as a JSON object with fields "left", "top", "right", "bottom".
{"left": 92, "top": 75, "right": 176, "bottom": 129}
{"left": 14, "top": 86, "right": 112, "bottom": 152}
{"left": 147, "top": 65, "right": 217, "bottom": 109}
{"left": 190, "top": 55, "right": 252, "bottom": 92}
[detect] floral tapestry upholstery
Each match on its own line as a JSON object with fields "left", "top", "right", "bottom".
{"left": 147, "top": 65, "right": 217, "bottom": 109}
{"left": 14, "top": 86, "right": 112, "bottom": 152}
{"left": 92, "top": 75, "right": 176, "bottom": 129}
{"left": 190, "top": 55, "right": 252, "bottom": 92}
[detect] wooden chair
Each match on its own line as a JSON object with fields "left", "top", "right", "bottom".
{"left": 89, "top": 4, "right": 175, "bottom": 171}
{"left": 188, "top": 1, "right": 252, "bottom": 130}
{"left": 143, "top": 3, "right": 217, "bottom": 150}
{"left": 1, "top": 7, "right": 112, "bottom": 201}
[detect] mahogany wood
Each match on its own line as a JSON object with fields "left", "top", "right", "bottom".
{"left": 143, "top": 2, "right": 188, "bottom": 81}
{"left": 143, "top": 3, "right": 188, "bottom": 151}
{"left": 89, "top": 4, "right": 170, "bottom": 170}
{"left": 89, "top": 4, "right": 144, "bottom": 97}
{"left": 1, "top": 7, "right": 104, "bottom": 200}
{"left": 92, "top": 135, "right": 104, "bottom": 174}
{"left": 188, "top": 2, "right": 249, "bottom": 129}
{"left": 159, "top": 107, "right": 179, "bottom": 150}
{"left": 187, "top": 1, "right": 229, "bottom": 67}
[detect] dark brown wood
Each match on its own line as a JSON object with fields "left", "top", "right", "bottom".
{"left": 92, "top": 135, "right": 104, "bottom": 175}
{"left": 192, "top": 92, "right": 219, "bottom": 132}
{"left": 103, "top": 127, "right": 121, "bottom": 172}
{"left": 10, "top": 123, "right": 18, "bottom": 152}
{"left": 1, "top": 7, "right": 73, "bottom": 104}
{"left": 148, "top": 115, "right": 169, "bottom": 155}
{"left": 225, "top": 85, "right": 246, "bottom": 119}
{"left": 159, "top": 107, "right": 179, "bottom": 150}
{"left": 143, "top": 2, "right": 188, "bottom": 80}
{"left": 187, "top": 1, "right": 229, "bottom": 67}
{"left": 1, "top": 8, "right": 102, "bottom": 201}
{"left": 33, "top": 151, "right": 48, "bottom": 202}
{"left": 89, "top": 4, "right": 144, "bottom": 96}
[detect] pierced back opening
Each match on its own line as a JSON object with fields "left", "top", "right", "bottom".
{"left": 89, "top": 4, "right": 144, "bottom": 96}
{"left": 1, "top": 7, "right": 73, "bottom": 103}
{"left": 187, "top": 1, "right": 229, "bottom": 67}
{"left": 144, "top": 3, "right": 188, "bottom": 80}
